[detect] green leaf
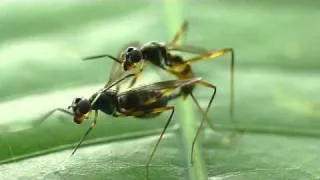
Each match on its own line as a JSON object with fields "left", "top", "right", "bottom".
{"left": 1, "top": 1, "right": 319, "bottom": 180}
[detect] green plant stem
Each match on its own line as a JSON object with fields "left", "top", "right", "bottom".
{"left": 164, "top": 0, "right": 207, "bottom": 179}
{"left": 177, "top": 98, "right": 207, "bottom": 180}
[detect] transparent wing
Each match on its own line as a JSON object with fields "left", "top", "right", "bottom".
{"left": 167, "top": 44, "right": 208, "bottom": 54}
{"left": 120, "top": 77, "right": 201, "bottom": 94}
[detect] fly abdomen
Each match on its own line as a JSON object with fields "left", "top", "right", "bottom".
{"left": 118, "top": 90, "right": 168, "bottom": 111}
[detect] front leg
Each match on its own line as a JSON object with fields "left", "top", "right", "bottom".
{"left": 128, "top": 62, "right": 145, "bottom": 88}
{"left": 71, "top": 110, "right": 99, "bottom": 156}
{"left": 128, "top": 70, "right": 143, "bottom": 88}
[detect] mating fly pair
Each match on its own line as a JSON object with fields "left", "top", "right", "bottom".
{"left": 37, "top": 21, "right": 235, "bottom": 179}
{"left": 83, "top": 20, "right": 236, "bottom": 155}
{"left": 83, "top": 21, "right": 235, "bottom": 125}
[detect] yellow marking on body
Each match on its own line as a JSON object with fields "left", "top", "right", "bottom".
{"left": 160, "top": 88, "right": 176, "bottom": 97}
{"left": 144, "top": 97, "right": 158, "bottom": 105}
{"left": 144, "top": 88, "right": 176, "bottom": 105}
{"left": 131, "top": 111, "right": 146, "bottom": 116}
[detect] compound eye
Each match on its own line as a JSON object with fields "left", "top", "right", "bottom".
{"left": 77, "top": 99, "right": 91, "bottom": 114}
{"left": 69, "top": 97, "right": 82, "bottom": 111}
{"left": 126, "top": 47, "right": 135, "bottom": 53}
{"left": 125, "top": 47, "right": 142, "bottom": 63}
{"left": 73, "top": 97, "right": 81, "bottom": 104}
{"left": 130, "top": 49, "right": 143, "bottom": 63}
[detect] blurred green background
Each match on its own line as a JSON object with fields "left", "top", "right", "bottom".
{"left": 0, "top": 0, "right": 319, "bottom": 180}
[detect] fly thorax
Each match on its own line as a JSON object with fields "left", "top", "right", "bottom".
{"left": 89, "top": 91, "right": 118, "bottom": 115}
{"left": 141, "top": 42, "right": 167, "bottom": 68}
